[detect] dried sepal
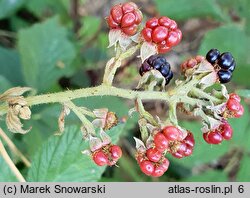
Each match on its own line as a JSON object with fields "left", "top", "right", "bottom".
{"left": 136, "top": 69, "right": 166, "bottom": 91}
{"left": 92, "top": 119, "right": 104, "bottom": 129}
{"left": 56, "top": 105, "right": 70, "bottom": 135}
{"left": 140, "top": 42, "right": 157, "bottom": 62}
{"left": 193, "top": 106, "right": 222, "bottom": 133}
{"left": 199, "top": 72, "right": 217, "bottom": 88}
{"left": 81, "top": 149, "right": 92, "bottom": 156}
{"left": 202, "top": 116, "right": 222, "bottom": 133}
{"left": 206, "top": 102, "right": 227, "bottom": 116}
{"left": 6, "top": 107, "right": 31, "bottom": 134}
{"left": 108, "top": 29, "right": 122, "bottom": 48}
{"left": 104, "top": 112, "right": 118, "bottom": 130}
{"left": 0, "top": 87, "right": 33, "bottom": 102}
{"left": 145, "top": 135, "right": 154, "bottom": 149}
{"left": 194, "top": 60, "right": 215, "bottom": 74}
{"left": 133, "top": 137, "right": 146, "bottom": 153}
{"left": 89, "top": 135, "right": 103, "bottom": 152}
{"left": 19, "top": 106, "right": 31, "bottom": 120}
{"left": 93, "top": 108, "right": 108, "bottom": 118}
{"left": 130, "top": 32, "right": 140, "bottom": 43}
{"left": 146, "top": 123, "right": 159, "bottom": 136}
{"left": 108, "top": 29, "right": 133, "bottom": 51}
{"left": 99, "top": 128, "right": 111, "bottom": 146}
{"left": 6, "top": 96, "right": 32, "bottom": 134}
{"left": 92, "top": 108, "right": 118, "bottom": 130}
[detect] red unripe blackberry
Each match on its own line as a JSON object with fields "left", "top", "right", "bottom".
{"left": 141, "top": 16, "right": 182, "bottom": 54}
{"left": 146, "top": 147, "right": 162, "bottom": 162}
{"left": 153, "top": 132, "right": 169, "bottom": 152}
{"left": 92, "top": 150, "right": 109, "bottom": 166}
{"left": 162, "top": 126, "right": 183, "bottom": 141}
{"left": 107, "top": 2, "right": 142, "bottom": 36}
{"left": 139, "top": 160, "right": 155, "bottom": 176}
{"left": 109, "top": 145, "right": 122, "bottom": 160}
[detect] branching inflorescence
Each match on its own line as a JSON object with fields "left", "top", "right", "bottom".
{"left": 0, "top": 2, "right": 244, "bottom": 178}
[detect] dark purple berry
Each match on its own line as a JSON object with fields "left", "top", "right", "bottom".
{"left": 160, "top": 64, "right": 170, "bottom": 77}
{"left": 153, "top": 58, "right": 165, "bottom": 70}
{"left": 139, "top": 67, "right": 144, "bottom": 76}
{"left": 147, "top": 55, "right": 158, "bottom": 65}
{"left": 228, "top": 60, "right": 236, "bottom": 72}
{"left": 206, "top": 49, "right": 220, "bottom": 64}
{"left": 155, "top": 56, "right": 166, "bottom": 64}
{"left": 165, "top": 70, "right": 173, "bottom": 85}
{"left": 218, "top": 52, "right": 234, "bottom": 70}
{"left": 142, "top": 62, "right": 152, "bottom": 71}
{"left": 218, "top": 70, "right": 232, "bottom": 84}
{"left": 140, "top": 55, "right": 173, "bottom": 85}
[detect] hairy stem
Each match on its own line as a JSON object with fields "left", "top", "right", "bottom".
{"left": 0, "top": 85, "right": 169, "bottom": 116}
{"left": 0, "top": 128, "right": 31, "bottom": 167}
{"left": 0, "top": 139, "right": 26, "bottom": 182}
{"left": 65, "top": 101, "right": 96, "bottom": 135}
{"left": 136, "top": 98, "right": 160, "bottom": 127}
{"left": 102, "top": 44, "right": 140, "bottom": 86}
{"left": 190, "top": 87, "right": 221, "bottom": 104}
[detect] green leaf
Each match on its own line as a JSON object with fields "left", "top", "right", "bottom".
{"left": 27, "top": 124, "right": 125, "bottom": 181}
{"left": 0, "top": 0, "right": 25, "bottom": 19}
{"left": 79, "top": 96, "right": 129, "bottom": 117}
{"left": 236, "top": 89, "right": 250, "bottom": 98}
{"left": 0, "top": 75, "right": 12, "bottom": 92}
{"left": 154, "top": 0, "right": 226, "bottom": 21}
{"left": 81, "top": 32, "right": 109, "bottom": 70}
{"left": 0, "top": 47, "right": 24, "bottom": 86}
{"left": 25, "top": 0, "right": 69, "bottom": 18}
{"left": 184, "top": 170, "right": 228, "bottom": 182}
{"left": 198, "top": 24, "right": 250, "bottom": 86}
{"left": 18, "top": 17, "right": 76, "bottom": 92}
{"left": 217, "top": 0, "right": 250, "bottom": 35}
{"left": 79, "top": 16, "right": 101, "bottom": 43}
{"left": 0, "top": 156, "right": 18, "bottom": 181}
{"left": 237, "top": 153, "right": 250, "bottom": 181}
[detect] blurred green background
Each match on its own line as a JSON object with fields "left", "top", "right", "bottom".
{"left": 0, "top": 0, "right": 250, "bottom": 182}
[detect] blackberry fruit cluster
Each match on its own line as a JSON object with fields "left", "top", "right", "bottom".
{"left": 206, "top": 49, "right": 236, "bottom": 84}
{"left": 92, "top": 144, "right": 122, "bottom": 166}
{"left": 141, "top": 17, "right": 182, "bottom": 53}
{"left": 203, "top": 121, "right": 233, "bottom": 144}
{"left": 139, "top": 55, "right": 173, "bottom": 85}
{"left": 106, "top": 2, "right": 143, "bottom": 36}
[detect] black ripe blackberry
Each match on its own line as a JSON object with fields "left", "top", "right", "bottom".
{"left": 205, "top": 49, "right": 236, "bottom": 84}
{"left": 206, "top": 49, "right": 220, "bottom": 64}
{"left": 217, "top": 52, "right": 234, "bottom": 70}
{"left": 228, "top": 60, "right": 236, "bottom": 72}
{"left": 139, "top": 55, "right": 173, "bottom": 85}
{"left": 217, "top": 70, "right": 232, "bottom": 84}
